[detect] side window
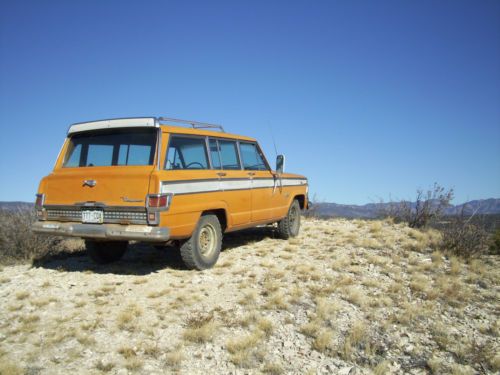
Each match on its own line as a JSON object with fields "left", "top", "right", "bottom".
{"left": 218, "top": 140, "right": 241, "bottom": 170}
{"left": 209, "top": 139, "right": 221, "bottom": 169}
{"left": 165, "top": 136, "right": 209, "bottom": 170}
{"left": 240, "top": 143, "right": 267, "bottom": 171}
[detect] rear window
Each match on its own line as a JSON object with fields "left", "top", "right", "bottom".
{"left": 63, "top": 128, "right": 157, "bottom": 167}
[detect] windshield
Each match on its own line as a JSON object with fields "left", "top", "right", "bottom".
{"left": 63, "top": 128, "right": 157, "bottom": 167}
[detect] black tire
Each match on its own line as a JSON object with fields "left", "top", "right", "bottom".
{"left": 85, "top": 240, "right": 128, "bottom": 264}
{"left": 277, "top": 200, "right": 301, "bottom": 239}
{"left": 179, "top": 214, "right": 222, "bottom": 270}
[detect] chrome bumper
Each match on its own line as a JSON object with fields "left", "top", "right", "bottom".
{"left": 32, "top": 221, "right": 170, "bottom": 242}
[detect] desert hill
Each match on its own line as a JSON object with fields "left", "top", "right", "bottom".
{"left": 0, "top": 218, "right": 498, "bottom": 374}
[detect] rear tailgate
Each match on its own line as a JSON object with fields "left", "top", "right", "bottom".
{"left": 43, "top": 166, "right": 154, "bottom": 207}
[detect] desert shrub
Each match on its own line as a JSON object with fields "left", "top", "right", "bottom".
{"left": 441, "top": 215, "right": 490, "bottom": 259}
{"left": 489, "top": 229, "right": 500, "bottom": 255}
{"left": 0, "top": 208, "right": 60, "bottom": 264}
{"left": 382, "top": 183, "right": 453, "bottom": 228}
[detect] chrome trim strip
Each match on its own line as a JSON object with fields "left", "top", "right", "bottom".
{"left": 235, "top": 140, "right": 243, "bottom": 171}
{"left": 44, "top": 204, "right": 146, "bottom": 212}
{"left": 156, "top": 128, "right": 162, "bottom": 170}
{"left": 161, "top": 178, "right": 307, "bottom": 195}
{"left": 205, "top": 136, "right": 213, "bottom": 169}
{"left": 161, "top": 177, "right": 307, "bottom": 184}
{"left": 171, "top": 185, "right": 305, "bottom": 196}
{"left": 44, "top": 208, "right": 148, "bottom": 225}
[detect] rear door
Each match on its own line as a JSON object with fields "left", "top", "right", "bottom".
{"left": 212, "top": 138, "right": 251, "bottom": 225}
{"left": 158, "top": 135, "right": 251, "bottom": 229}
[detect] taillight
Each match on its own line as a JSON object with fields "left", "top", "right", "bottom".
{"left": 35, "top": 194, "right": 47, "bottom": 220}
{"left": 146, "top": 193, "right": 172, "bottom": 210}
{"left": 146, "top": 193, "right": 172, "bottom": 225}
{"left": 35, "top": 194, "right": 45, "bottom": 208}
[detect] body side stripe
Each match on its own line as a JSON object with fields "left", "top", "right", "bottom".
{"left": 161, "top": 178, "right": 307, "bottom": 195}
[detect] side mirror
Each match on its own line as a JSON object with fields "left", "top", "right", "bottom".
{"left": 276, "top": 154, "right": 285, "bottom": 174}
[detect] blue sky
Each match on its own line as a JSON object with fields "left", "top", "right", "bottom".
{"left": 1, "top": 0, "right": 499, "bottom": 204}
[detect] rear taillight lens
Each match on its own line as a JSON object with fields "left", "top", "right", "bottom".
{"left": 35, "top": 194, "right": 45, "bottom": 208}
{"left": 146, "top": 193, "right": 172, "bottom": 210}
{"left": 35, "top": 194, "right": 47, "bottom": 220}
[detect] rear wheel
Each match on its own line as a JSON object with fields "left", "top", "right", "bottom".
{"left": 85, "top": 240, "right": 128, "bottom": 264}
{"left": 277, "top": 199, "right": 301, "bottom": 239}
{"left": 179, "top": 214, "right": 222, "bottom": 270}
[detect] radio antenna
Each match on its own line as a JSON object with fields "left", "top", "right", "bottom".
{"left": 269, "top": 122, "right": 278, "bottom": 158}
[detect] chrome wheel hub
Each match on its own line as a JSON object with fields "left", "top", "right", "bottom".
{"left": 198, "top": 224, "right": 216, "bottom": 258}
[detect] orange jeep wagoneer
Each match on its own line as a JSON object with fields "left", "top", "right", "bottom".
{"left": 33, "top": 117, "right": 309, "bottom": 269}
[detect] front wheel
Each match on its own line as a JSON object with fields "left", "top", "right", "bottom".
{"left": 277, "top": 200, "right": 301, "bottom": 239}
{"left": 85, "top": 240, "right": 128, "bottom": 264}
{"left": 179, "top": 214, "right": 222, "bottom": 270}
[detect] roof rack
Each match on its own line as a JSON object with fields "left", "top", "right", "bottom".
{"left": 157, "top": 117, "right": 225, "bottom": 132}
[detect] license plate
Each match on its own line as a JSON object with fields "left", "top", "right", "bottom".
{"left": 82, "top": 210, "right": 103, "bottom": 224}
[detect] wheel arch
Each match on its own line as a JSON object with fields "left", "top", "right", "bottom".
{"left": 292, "top": 194, "right": 306, "bottom": 210}
{"left": 201, "top": 208, "right": 228, "bottom": 232}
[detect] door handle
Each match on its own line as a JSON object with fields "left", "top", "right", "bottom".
{"left": 217, "top": 172, "right": 227, "bottom": 177}
{"left": 247, "top": 172, "right": 256, "bottom": 176}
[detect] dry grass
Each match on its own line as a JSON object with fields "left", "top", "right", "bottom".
{"left": 125, "top": 357, "right": 143, "bottom": 371}
{"left": 95, "top": 359, "right": 115, "bottom": 372}
{"left": 300, "top": 320, "right": 321, "bottom": 338}
{"left": 343, "top": 287, "right": 369, "bottom": 307}
{"left": 0, "top": 217, "right": 498, "bottom": 374}
{"left": 0, "top": 359, "right": 24, "bottom": 375}
{"left": 349, "top": 320, "right": 366, "bottom": 346}
{"left": 262, "top": 361, "right": 284, "bottom": 374}
{"left": 449, "top": 256, "right": 461, "bottom": 275}
{"left": 165, "top": 348, "right": 185, "bottom": 368}
{"left": 117, "top": 304, "right": 142, "bottom": 331}
{"left": 226, "top": 329, "right": 265, "bottom": 367}
{"left": 312, "top": 329, "right": 333, "bottom": 352}
{"left": 15, "top": 291, "right": 29, "bottom": 300}
{"left": 263, "top": 292, "right": 289, "bottom": 310}
{"left": 373, "top": 360, "right": 390, "bottom": 375}
{"left": 183, "top": 312, "right": 217, "bottom": 343}
{"left": 118, "top": 346, "right": 136, "bottom": 359}
{"left": 257, "top": 317, "right": 273, "bottom": 336}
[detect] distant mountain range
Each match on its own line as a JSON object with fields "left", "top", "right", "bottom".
{"left": 309, "top": 198, "right": 500, "bottom": 218}
{"left": 1, "top": 199, "right": 499, "bottom": 219}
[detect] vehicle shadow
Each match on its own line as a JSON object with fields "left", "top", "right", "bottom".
{"left": 32, "top": 242, "right": 185, "bottom": 275}
{"left": 222, "top": 226, "right": 278, "bottom": 250}
{"left": 33, "top": 226, "right": 280, "bottom": 275}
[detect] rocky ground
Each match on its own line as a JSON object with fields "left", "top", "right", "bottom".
{"left": 0, "top": 218, "right": 498, "bottom": 375}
